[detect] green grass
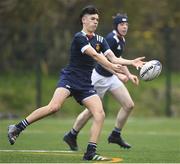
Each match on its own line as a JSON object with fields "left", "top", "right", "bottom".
{"left": 0, "top": 117, "right": 180, "bottom": 163}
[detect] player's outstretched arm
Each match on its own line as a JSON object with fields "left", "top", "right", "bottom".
{"left": 84, "top": 46, "right": 121, "bottom": 75}
{"left": 106, "top": 50, "right": 145, "bottom": 69}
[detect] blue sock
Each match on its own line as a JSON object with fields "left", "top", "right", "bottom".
{"left": 86, "top": 142, "right": 97, "bottom": 153}
{"left": 69, "top": 128, "right": 78, "bottom": 138}
{"left": 16, "top": 119, "right": 29, "bottom": 131}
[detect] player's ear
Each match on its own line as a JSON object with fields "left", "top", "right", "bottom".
{"left": 82, "top": 15, "right": 87, "bottom": 24}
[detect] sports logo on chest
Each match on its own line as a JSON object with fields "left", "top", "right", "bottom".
{"left": 117, "top": 45, "right": 121, "bottom": 50}
{"left": 95, "top": 43, "right": 101, "bottom": 52}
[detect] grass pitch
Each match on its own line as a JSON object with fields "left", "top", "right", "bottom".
{"left": 0, "top": 117, "right": 180, "bottom": 163}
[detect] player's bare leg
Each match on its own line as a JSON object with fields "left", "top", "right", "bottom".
{"left": 108, "top": 85, "right": 134, "bottom": 148}
{"left": 83, "top": 96, "right": 104, "bottom": 143}
{"left": 73, "top": 109, "right": 92, "bottom": 131}
{"left": 82, "top": 95, "right": 109, "bottom": 161}
{"left": 8, "top": 88, "right": 70, "bottom": 145}
{"left": 63, "top": 108, "right": 91, "bottom": 150}
{"left": 26, "top": 88, "right": 70, "bottom": 123}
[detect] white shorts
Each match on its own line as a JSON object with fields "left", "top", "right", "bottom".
{"left": 91, "top": 69, "right": 124, "bottom": 98}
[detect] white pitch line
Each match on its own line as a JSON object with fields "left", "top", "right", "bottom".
{"left": 0, "top": 149, "right": 76, "bottom": 153}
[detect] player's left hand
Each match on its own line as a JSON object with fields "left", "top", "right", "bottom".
{"left": 132, "top": 56, "right": 146, "bottom": 70}
{"left": 117, "top": 73, "right": 129, "bottom": 83}
{"left": 128, "top": 74, "right": 139, "bottom": 85}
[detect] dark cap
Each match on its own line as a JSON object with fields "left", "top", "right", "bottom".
{"left": 113, "top": 15, "right": 128, "bottom": 27}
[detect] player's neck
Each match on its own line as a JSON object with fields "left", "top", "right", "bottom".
{"left": 117, "top": 32, "right": 123, "bottom": 38}
{"left": 114, "top": 30, "right": 124, "bottom": 39}
{"left": 82, "top": 28, "right": 94, "bottom": 35}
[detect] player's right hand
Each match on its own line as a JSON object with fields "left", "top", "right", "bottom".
{"left": 132, "top": 56, "right": 146, "bottom": 70}
{"left": 111, "top": 64, "right": 124, "bottom": 73}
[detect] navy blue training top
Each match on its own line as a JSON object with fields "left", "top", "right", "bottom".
{"left": 95, "top": 30, "right": 126, "bottom": 77}
{"left": 61, "top": 31, "right": 110, "bottom": 90}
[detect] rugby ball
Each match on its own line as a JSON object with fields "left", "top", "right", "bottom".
{"left": 140, "top": 60, "right": 162, "bottom": 81}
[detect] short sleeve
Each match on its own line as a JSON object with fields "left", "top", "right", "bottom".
{"left": 75, "top": 35, "right": 91, "bottom": 53}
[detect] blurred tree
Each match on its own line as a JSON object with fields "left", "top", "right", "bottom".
{"left": 0, "top": 0, "right": 179, "bottom": 73}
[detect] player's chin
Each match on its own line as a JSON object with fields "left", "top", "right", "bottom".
{"left": 121, "top": 31, "right": 127, "bottom": 36}
{"left": 92, "top": 26, "right": 97, "bottom": 31}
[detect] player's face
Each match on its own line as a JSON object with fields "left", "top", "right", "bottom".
{"left": 117, "top": 22, "right": 128, "bottom": 36}
{"left": 82, "top": 14, "right": 99, "bottom": 33}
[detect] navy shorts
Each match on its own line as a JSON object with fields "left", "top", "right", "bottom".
{"left": 57, "top": 69, "right": 97, "bottom": 105}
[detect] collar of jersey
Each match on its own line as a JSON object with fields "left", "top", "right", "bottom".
{"left": 113, "top": 30, "right": 125, "bottom": 42}
{"left": 81, "top": 30, "right": 95, "bottom": 37}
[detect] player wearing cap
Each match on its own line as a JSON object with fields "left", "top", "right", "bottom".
{"left": 63, "top": 13, "right": 138, "bottom": 151}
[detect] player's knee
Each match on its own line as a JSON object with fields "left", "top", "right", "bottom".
{"left": 94, "top": 110, "right": 105, "bottom": 122}
{"left": 48, "top": 103, "right": 60, "bottom": 113}
{"left": 101, "top": 110, "right": 105, "bottom": 120}
{"left": 123, "top": 101, "right": 134, "bottom": 112}
{"left": 126, "top": 101, "right": 135, "bottom": 111}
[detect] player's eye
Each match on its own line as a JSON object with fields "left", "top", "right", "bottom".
{"left": 91, "top": 17, "right": 99, "bottom": 22}
{"left": 120, "top": 22, "right": 128, "bottom": 26}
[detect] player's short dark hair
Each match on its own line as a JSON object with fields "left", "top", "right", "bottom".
{"left": 79, "top": 5, "right": 99, "bottom": 25}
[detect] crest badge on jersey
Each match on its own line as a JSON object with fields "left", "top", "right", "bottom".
{"left": 95, "top": 43, "right": 101, "bottom": 52}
